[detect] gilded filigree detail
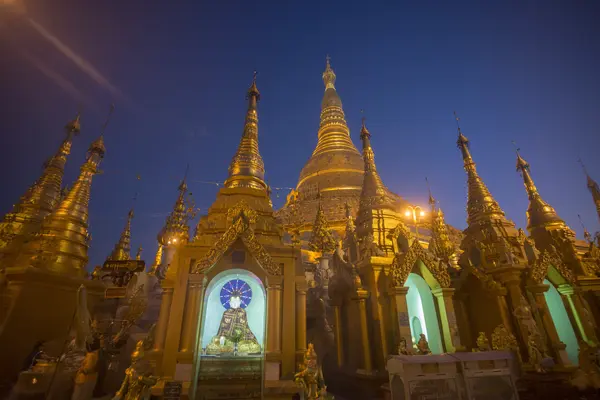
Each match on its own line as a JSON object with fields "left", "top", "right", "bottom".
{"left": 529, "top": 250, "right": 552, "bottom": 284}
{"left": 390, "top": 240, "right": 451, "bottom": 288}
{"left": 193, "top": 203, "right": 281, "bottom": 275}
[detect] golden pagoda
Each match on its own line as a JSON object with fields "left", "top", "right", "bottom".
{"left": 0, "top": 113, "right": 80, "bottom": 267}
{"left": 277, "top": 58, "right": 406, "bottom": 237}
{"left": 0, "top": 112, "right": 109, "bottom": 381}
{"left": 2, "top": 60, "right": 600, "bottom": 400}
{"left": 149, "top": 73, "right": 304, "bottom": 399}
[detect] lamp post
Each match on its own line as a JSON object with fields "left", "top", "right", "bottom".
{"left": 404, "top": 205, "right": 426, "bottom": 242}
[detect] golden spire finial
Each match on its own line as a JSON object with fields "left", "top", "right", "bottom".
{"left": 108, "top": 208, "right": 134, "bottom": 261}
{"left": 135, "top": 246, "right": 143, "bottom": 260}
{"left": 149, "top": 242, "right": 163, "bottom": 275}
{"left": 322, "top": 55, "right": 336, "bottom": 90}
{"left": 158, "top": 174, "right": 195, "bottom": 246}
{"left": 224, "top": 72, "right": 267, "bottom": 191}
{"left": 454, "top": 113, "right": 506, "bottom": 226}
{"left": 359, "top": 113, "right": 386, "bottom": 198}
{"left": 514, "top": 146, "right": 565, "bottom": 230}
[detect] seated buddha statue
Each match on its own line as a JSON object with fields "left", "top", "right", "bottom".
{"left": 206, "top": 281, "right": 261, "bottom": 355}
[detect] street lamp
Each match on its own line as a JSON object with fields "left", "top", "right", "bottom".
{"left": 405, "top": 205, "right": 426, "bottom": 241}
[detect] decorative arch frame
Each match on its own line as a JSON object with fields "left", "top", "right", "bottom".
{"left": 390, "top": 240, "right": 451, "bottom": 289}
{"left": 192, "top": 203, "right": 281, "bottom": 276}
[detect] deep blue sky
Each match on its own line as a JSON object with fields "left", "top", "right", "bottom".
{"left": 1, "top": 0, "right": 599, "bottom": 269}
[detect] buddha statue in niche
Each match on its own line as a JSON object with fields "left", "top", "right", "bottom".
{"left": 206, "top": 278, "right": 261, "bottom": 355}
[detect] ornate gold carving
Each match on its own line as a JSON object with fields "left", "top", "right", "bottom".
{"left": 193, "top": 202, "right": 281, "bottom": 275}
{"left": 308, "top": 203, "right": 336, "bottom": 254}
{"left": 390, "top": 240, "right": 451, "bottom": 288}
{"left": 468, "top": 264, "right": 504, "bottom": 293}
{"left": 491, "top": 324, "right": 518, "bottom": 351}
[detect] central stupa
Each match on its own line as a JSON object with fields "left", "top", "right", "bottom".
{"left": 277, "top": 58, "right": 404, "bottom": 235}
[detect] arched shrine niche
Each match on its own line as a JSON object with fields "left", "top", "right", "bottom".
{"left": 200, "top": 268, "right": 266, "bottom": 356}
{"left": 404, "top": 272, "right": 443, "bottom": 353}
{"left": 543, "top": 278, "right": 578, "bottom": 365}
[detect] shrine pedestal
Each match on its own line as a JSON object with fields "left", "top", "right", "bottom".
{"left": 386, "top": 351, "right": 519, "bottom": 400}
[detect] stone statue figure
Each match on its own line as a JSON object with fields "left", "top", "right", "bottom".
{"left": 513, "top": 294, "right": 539, "bottom": 336}
{"left": 417, "top": 334, "right": 431, "bottom": 355}
{"left": 294, "top": 343, "right": 332, "bottom": 400}
{"left": 398, "top": 337, "right": 411, "bottom": 355}
{"left": 474, "top": 332, "right": 491, "bottom": 352}
{"left": 206, "top": 288, "right": 260, "bottom": 355}
{"left": 112, "top": 341, "right": 157, "bottom": 400}
{"left": 527, "top": 333, "right": 545, "bottom": 373}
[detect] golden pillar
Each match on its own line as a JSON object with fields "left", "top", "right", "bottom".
{"left": 266, "top": 277, "right": 283, "bottom": 355}
{"left": 495, "top": 292, "right": 513, "bottom": 335}
{"left": 154, "top": 286, "right": 174, "bottom": 352}
{"left": 431, "top": 287, "right": 461, "bottom": 352}
{"left": 392, "top": 286, "right": 413, "bottom": 350}
{"left": 527, "top": 283, "right": 572, "bottom": 366}
{"left": 295, "top": 281, "right": 307, "bottom": 355}
{"left": 332, "top": 303, "right": 344, "bottom": 367}
{"left": 503, "top": 277, "right": 530, "bottom": 355}
{"left": 371, "top": 266, "right": 389, "bottom": 362}
{"left": 355, "top": 289, "right": 372, "bottom": 374}
{"left": 179, "top": 281, "right": 203, "bottom": 353}
{"left": 558, "top": 285, "right": 597, "bottom": 344}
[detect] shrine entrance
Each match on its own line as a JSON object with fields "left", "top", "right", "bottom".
{"left": 543, "top": 279, "right": 579, "bottom": 365}
{"left": 193, "top": 268, "right": 267, "bottom": 399}
{"left": 404, "top": 273, "right": 443, "bottom": 353}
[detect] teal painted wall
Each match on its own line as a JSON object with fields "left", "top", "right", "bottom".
{"left": 405, "top": 273, "right": 443, "bottom": 353}
{"left": 200, "top": 268, "right": 266, "bottom": 350}
{"left": 543, "top": 279, "right": 579, "bottom": 365}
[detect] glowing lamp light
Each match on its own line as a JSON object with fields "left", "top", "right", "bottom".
{"left": 173, "top": 238, "right": 178, "bottom": 243}
{"left": 31, "top": 378, "right": 37, "bottom": 384}
{"left": 404, "top": 211, "right": 411, "bottom": 217}
{"left": 419, "top": 211, "right": 425, "bottom": 217}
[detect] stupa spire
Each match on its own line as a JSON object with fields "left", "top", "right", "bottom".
{"left": 308, "top": 201, "right": 336, "bottom": 254}
{"left": 359, "top": 116, "right": 387, "bottom": 199}
{"left": 579, "top": 158, "right": 600, "bottom": 223}
{"left": 158, "top": 174, "right": 194, "bottom": 246}
{"left": 224, "top": 71, "right": 267, "bottom": 191}
{"left": 149, "top": 242, "right": 163, "bottom": 275}
{"left": 515, "top": 148, "right": 565, "bottom": 230}
{"left": 21, "top": 132, "right": 106, "bottom": 275}
{"left": 0, "top": 112, "right": 80, "bottom": 256}
{"left": 454, "top": 112, "right": 506, "bottom": 225}
{"left": 107, "top": 209, "right": 134, "bottom": 261}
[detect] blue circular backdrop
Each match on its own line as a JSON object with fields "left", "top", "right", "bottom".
{"left": 220, "top": 278, "right": 253, "bottom": 309}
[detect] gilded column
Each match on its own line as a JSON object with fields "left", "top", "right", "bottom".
{"left": 266, "top": 277, "right": 283, "bottom": 355}
{"left": 527, "top": 284, "right": 572, "bottom": 366}
{"left": 432, "top": 287, "right": 461, "bottom": 352}
{"left": 558, "top": 285, "right": 597, "bottom": 344}
{"left": 392, "top": 286, "right": 413, "bottom": 350}
{"left": 179, "top": 281, "right": 202, "bottom": 353}
{"left": 495, "top": 292, "right": 514, "bottom": 336}
{"left": 295, "top": 281, "right": 307, "bottom": 356}
{"left": 154, "top": 287, "right": 174, "bottom": 351}
{"left": 332, "top": 303, "right": 344, "bottom": 367}
{"left": 503, "top": 278, "right": 530, "bottom": 355}
{"left": 355, "top": 289, "right": 372, "bottom": 374}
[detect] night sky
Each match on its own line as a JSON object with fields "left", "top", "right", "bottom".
{"left": 1, "top": 0, "right": 599, "bottom": 270}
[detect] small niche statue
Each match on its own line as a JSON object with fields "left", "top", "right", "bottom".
{"left": 398, "top": 337, "right": 411, "bottom": 355}
{"left": 474, "top": 332, "right": 491, "bottom": 352}
{"left": 294, "top": 343, "right": 333, "bottom": 399}
{"left": 527, "top": 333, "right": 545, "bottom": 373}
{"left": 112, "top": 340, "right": 157, "bottom": 400}
{"left": 417, "top": 334, "right": 431, "bottom": 355}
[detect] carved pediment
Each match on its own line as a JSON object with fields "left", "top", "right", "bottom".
{"left": 193, "top": 202, "right": 281, "bottom": 275}
{"left": 390, "top": 240, "right": 451, "bottom": 288}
